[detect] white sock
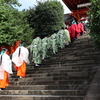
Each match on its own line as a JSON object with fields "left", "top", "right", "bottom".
{"left": 20, "top": 76, "right": 23, "bottom": 78}
{"left": 66, "top": 42, "right": 69, "bottom": 45}
{"left": 53, "top": 51, "right": 56, "bottom": 54}
{"left": 35, "top": 64, "right": 39, "bottom": 66}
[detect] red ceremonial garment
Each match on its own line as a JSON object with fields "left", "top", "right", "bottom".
{"left": 14, "top": 61, "right": 26, "bottom": 77}
{"left": 79, "top": 23, "right": 84, "bottom": 33}
{"left": 0, "top": 71, "right": 9, "bottom": 88}
{"left": 67, "top": 26, "right": 75, "bottom": 39}
{"left": 0, "top": 52, "right": 12, "bottom": 89}
{"left": 71, "top": 24, "right": 80, "bottom": 37}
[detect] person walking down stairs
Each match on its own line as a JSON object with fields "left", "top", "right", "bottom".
{"left": 12, "top": 41, "right": 30, "bottom": 78}
{"left": 30, "top": 34, "right": 42, "bottom": 67}
{"left": 0, "top": 48, "right": 13, "bottom": 90}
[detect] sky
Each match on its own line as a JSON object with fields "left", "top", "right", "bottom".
{"left": 16, "top": 0, "right": 72, "bottom": 14}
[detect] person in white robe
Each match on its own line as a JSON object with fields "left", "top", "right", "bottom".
{"left": 12, "top": 41, "right": 30, "bottom": 78}
{"left": 0, "top": 48, "right": 13, "bottom": 90}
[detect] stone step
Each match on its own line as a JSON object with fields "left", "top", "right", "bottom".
{"left": 53, "top": 52, "right": 99, "bottom": 58}
{"left": 26, "top": 66, "right": 80, "bottom": 70}
{"left": 27, "top": 67, "right": 92, "bottom": 72}
{"left": 41, "top": 59, "right": 98, "bottom": 65}
{"left": 10, "top": 69, "right": 94, "bottom": 79}
{"left": 12, "top": 68, "right": 91, "bottom": 75}
{"left": 31, "top": 63, "right": 95, "bottom": 70}
{"left": 28, "top": 63, "right": 93, "bottom": 68}
{"left": 58, "top": 46, "right": 96, "bottom": 52}
{"left": 9, "top": 74, "right": 91, "bottom": 82}
{"left": 24, "top": 71, "right": 92, "bottom": 78}
{"left": 43, "top": 59, "right": 99, "bottom": 65}
{"left": 0, "top": 90, "right": 87, "bottom": 95}
{"left": 45, "top": 54, "right": 99, "bottom": 60}
{"left": 62, "top": 62, "right": 98, "bottom": 66}
{"left": 6, "top": 84, "right": 90, "bottom": 90}
{"left": 9, "top": 79, "right": 90, "bottom": 85}
{"left": 9, "top": 76, "right": 92, "bottom": 82}
{"left": 15, "top": 68, "right": 81, "bottom": 74}
{"left": 0, "top": 95, "right": 84, "bottom": 100}
{"left": 11, "top": 66, "right": 92, "bottom": 78}
{"left": 11, "top": 67, "right": 91, "bottom": 76}
{"left": 12, "top": 65, "right": 91, "bottom": 73}
{"left": 58, "top": 50, "right": 95, "bottom": 55}
{"left": 58, "top": 49, "right": 99, "bottom": 54}
{"left": 57, "top": 57, "right": 99, "bottom": 61}
{"left": 39, "top": 64, "right": 96, "bottom": 69}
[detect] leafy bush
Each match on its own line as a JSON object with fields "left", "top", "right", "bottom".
{"left": 12, "top": 10, "right": 34, "bottom": 46}
{"left": 33, "top": 0, "right": 64, "bottom": 36}
{"left": 0, "top": 0, "right": 34, "bottom": 46}
{"left": 87, "top": 0, "right": 100, "bottom": 48}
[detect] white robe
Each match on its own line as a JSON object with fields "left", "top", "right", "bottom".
{"left": 0, "top": 53, "right": 13, "bottom": 79}
{"left": 12, "top": 46, "right": 30, "bottom": 67}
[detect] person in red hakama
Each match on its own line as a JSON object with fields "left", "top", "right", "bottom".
{"left": 77, "top": 21, "right": 84, "bottom": 36}
{"left": 71, "top": 21, "right": 80, "bottom": 38}
{"left": 67, "top": 23, "right": 76, "bottom": 42}
{"left": 12, "top": 41, "right": 30, "bottom": 78}
{"left": 0, "top": 48, "right": 13, "bottom": 90}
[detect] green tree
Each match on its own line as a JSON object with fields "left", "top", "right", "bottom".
{"left": 4, "top": 0, "right": 21, "bottom": 7}
{"left": 88, "top": 0, "right": 100, "bottom": 48}
{"left": 11, "top": 9, "right": 34, "bottom": 46}
{"left": 0, "top": 0, "right": 34, "bottom": 46}
{"left": 0, "top": 0, "right": 21, "bottom": 46}
{"left": 24, "top": 7, "right": 35, "bottom": 29}
{"left": 28, "top": 0, "right": 64, "bottom": 36}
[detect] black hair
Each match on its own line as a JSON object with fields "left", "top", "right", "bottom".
{"left": 20, "top": 41, "right": 24, "bottom": 44}
{"left": 65, "top": 27, "right": 67, "bottom": 29}
{"left": 69, "top": 23, "right": 72, "bottom": 26}
{"left": 37, "top": 34, "right": 41, "bottom": 37}
{"left": 44, "top": 33, "right": 48, "bottom": 37}
{"left": 61, "top": 27, "right": 65, "bottom": 30}
{"left": 53, "top": 30, "right": 58, "bottom": 33}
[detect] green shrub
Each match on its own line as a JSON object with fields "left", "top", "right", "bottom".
{"left": 0, "top": 0, "right": 34, "bottom": 46}
{"left": 88, "top": 0, "right": 100, "bottom": 48}
{"left": 33, "top": 0, "right": 64, "bottom": 36}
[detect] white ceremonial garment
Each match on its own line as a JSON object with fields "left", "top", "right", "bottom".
{"left": 12, "top": 46, "right": 30, "bottom": 67}
{"left": 0, "top": 53, "right": 13, "bottom": 79}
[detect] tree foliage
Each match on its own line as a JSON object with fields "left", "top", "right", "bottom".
{"left": 87, "top": 0, "right": 100, "bottom": 48}
{"left": 24, "top": 7, "right": 35, "bottom": 29}
{"left": 11, "top": 9, "right": 34, "bottom": 46}
{"left": 0, "top": 0, "right": 19, "bottom": 46}
{"left": 0, "top": 0, "right": 64, "bottom": 46}
{"left": 0, "top": 0, "right": 34, "bottom": 46}
{"left": 30, "top": 0, "right": 64, "bottom": 36}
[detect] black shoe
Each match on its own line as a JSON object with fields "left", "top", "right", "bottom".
{"left": 0, "top": 88, "right": 4, "bottom": 90}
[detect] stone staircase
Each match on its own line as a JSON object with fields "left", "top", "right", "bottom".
{"left": 0, "top": 32, "right": 100, "bottom": 100}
